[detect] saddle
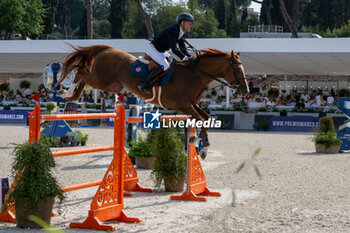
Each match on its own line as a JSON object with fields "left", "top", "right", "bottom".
{"left": 137, "top": 54, "right": 171, "bottom": 85}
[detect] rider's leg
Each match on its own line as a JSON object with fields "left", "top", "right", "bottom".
{"left": 138, "top": 65, "right": 164, "bottom": 94}
{"left": 138, "top": 43, "right": 169, "bottom": 94}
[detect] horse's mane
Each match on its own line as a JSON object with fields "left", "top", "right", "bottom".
{"left": 198, "top": 48, "right": 229, "bottom": 58}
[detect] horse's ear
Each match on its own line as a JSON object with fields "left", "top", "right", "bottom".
{"left": 231, "top": 50, "right": 234, "bottom": 58}
{"left": 237, "top": 52, "right": 240, "bottom": 56}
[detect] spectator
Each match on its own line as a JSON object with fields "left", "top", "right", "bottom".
{"left": 16, "top": 90, "right": 23, "bottom": 98}
{"left": 311, "top": 90, "right": 317, "bottom": 99}
{"left": 87, "top": 93, "right": 94, "bottom": 103}
{"left": 266, "top": 96, "right": 275, "bottom": 108}
{"left": 296, "top": 99, "right": 305, "bottom": 109}
{"left": 326, "top": 93, "right": 335, "bottom": 106}
{"left": 300, "top": 91, "right": 310, "bottom": 102}
{"left": 246, "top": 93, "right": 254, "bottom": 101}
{"left": 232, "top": 94, "right": 242, "bottom": 105}
{"left": 316, "top": 91, "right": 325, "bottom": 106}
{"left": 288, "top": 95, "right": 297, "bottom": 106}
{"left": 275, "top": 90, "right": 286, "bottom": 106}
{"left": 217, "top": 86, "right": 225, "bottom": 98}
{"left": 23, "top": 87, "right": 32, "bottom": 97}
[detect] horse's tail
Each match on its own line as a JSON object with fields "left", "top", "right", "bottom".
{"left": 57, "top": 44, "right": 112, "bottom": 86}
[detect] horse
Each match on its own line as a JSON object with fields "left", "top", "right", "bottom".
{"left": 57, "top": 45, "right": 249, "bottom": 159}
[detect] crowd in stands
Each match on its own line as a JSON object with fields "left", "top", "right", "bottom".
{"left": 0, "top": 86, "right": 139, "bottom": 108}
{"left": 0, "top": 83, "right": 340, "bottom": 112}
{"left": 204, "top": 85, "right": 339, "bottom": 111}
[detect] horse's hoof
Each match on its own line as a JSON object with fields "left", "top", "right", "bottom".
{"left": 189, "top": 135, "right": 197, "bottom": 143}
{"left": 199, "top": 148, "right": 207, "bottom": 160}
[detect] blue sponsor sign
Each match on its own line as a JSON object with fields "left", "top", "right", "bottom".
{"left": 143, "top": 110, "right": 161, "bottom": 129}
{"left": 0, "top": 110, "right": 28, "bottom": 124}
{"left": 338, "top": 122, "right": 350, "bottom": 151}
{"left": 337, "top": 97, "right": 350, "bottom": 150}
{"left": 1, "top": 178, "right": 9, "bottom": 208}
{"left": 269, "top": 116, "right": 320, "bottom": 132}
{"left": 338, "top": 98, "right": 350, "bottom": 116}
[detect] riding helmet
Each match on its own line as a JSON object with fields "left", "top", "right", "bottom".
{"left": 176, "top": 13, "right": 194, "bottom": 24}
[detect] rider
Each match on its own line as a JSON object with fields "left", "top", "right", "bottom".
{"left": 138, "top": 13, "right": 196, "bottom": 94}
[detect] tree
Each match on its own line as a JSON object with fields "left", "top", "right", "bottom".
{"left": 191, "top": 8, "right": 227, "bottom": 38}
{"left": 77, "top": 8, "right": 87, "bottom": 38}
{"left": 227, "top": 0, "right": 238, "bottom": 36}
{"left": 93, "top": 0, "right": 110, "bottom": 21}
{"left": 109, "top": 0, "right": 127, "bottom": 38}
{"left": 58, "top": 0, "right": 73, "bottom": 38}
{"left": 278, "top": 0, "right": 298, "bottom": 37}
{"left": 259, "top": 0, "right": 273, "bottom": 25}
{"left": 21, "top": 0, "right": 46, "bottom": 38}
{"left": 0, "top": 0, "right": 24, "bottom": 39}
{"left": 70, "top": 0, "right": 85, "bottom": 31}
{"left": 42, "top": 0, "right": 59, "bottom": 35}
{"left": 0, "top": 0, "right": 45, "bottom": 39}
{"left": 135, "top": 0, "right": 154, "bottom": 39}
{"left": 241, "top": 7, "right": 248, "bottom": 24}
{"left": 122, "top": 0, "right": 148, "bottom": 38}
{"left": 188, "top": 1, "right": 227, "bottom": 38}
{"left": 216, "top": 0, "right": 227, "bottom": 30}
{"left": 86, "top": 0, "right": 93, "bottom": 39}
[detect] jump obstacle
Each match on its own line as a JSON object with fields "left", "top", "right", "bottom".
{"left": 0, "top": 104, "right": 221, "bottom": 231}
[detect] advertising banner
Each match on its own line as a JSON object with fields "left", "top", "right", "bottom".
{"left": 269, "top": 116, "right": 320, "bottom": 132}
{"left": 0, "top": 110, "right": 28, "bottom": 124}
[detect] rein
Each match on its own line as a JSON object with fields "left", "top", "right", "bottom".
{"left": 190, "top": 65, "right": 237, "bottom": 89}
{"left": 183, "top": 39, "right": 247, "bottom": 89}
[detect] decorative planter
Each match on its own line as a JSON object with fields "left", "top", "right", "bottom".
{"left": 71, "top": 141, "right": 77, "bottom": 147}
{"left": 81, "top": 141, "right": 86, "bottom": 146}
{"left": 136, "top": 157, "right": 155, "bottom": 169}
{"left": 164, "top": 175, "right": 185, "bottom": 192}
{"left": 15, "top": 196, "right": 55, "bottom": 229}
{"left": 315, "top": 143, "right": 341, "bottom": 154}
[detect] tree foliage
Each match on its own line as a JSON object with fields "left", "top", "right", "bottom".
{"left": 0, "top": 0, "right": 45, "bottom": 39}
{"left": 1, "top": 0, "right": 349, "bottom": 40}
{"left": 109, "top": 0, "right": 128, "bottom": 38}
{"left": 42, "top": 0, "right": 58, "bottom": 35}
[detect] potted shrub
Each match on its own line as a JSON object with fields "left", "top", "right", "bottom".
{"left": 313, "top": 117, "right": 342, "bottom": 153}
{"left": 67, "top": 130, "right": 82, "bottom": 146}
{"left": 19, "top": 80, "right": 31, "bottom": 89}
{"left": 80, "top": 134, "right": 89, "bottom": 146}
{"left": 0, "top": 82, "right": 10, "bottom": 92}
{"left": 3, "top": 138, "right": 64, "bottom": 229}
{"left": 45, "top": 102, "right": 56, "bottom": 114}
{"left": 151, "top": 127, "right": 187, "bottom": 192}
{"left": 129, "top": 131, "right": 155, "bottom": 169}
{"left": 253, "top": 119, "right": 270, "bottom": 131}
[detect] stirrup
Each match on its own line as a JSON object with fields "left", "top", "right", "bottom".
{"left": 138, "top": 83, "right": 150, "bottom": 94}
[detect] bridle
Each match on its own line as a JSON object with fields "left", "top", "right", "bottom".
{"left": 183, "top": 39, "right": 248, "bottom": 89}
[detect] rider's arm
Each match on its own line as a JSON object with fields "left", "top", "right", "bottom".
{"left": 168, "top": 28, "right": 188, "bottom": 60}
{"left": 178, "top": 38, "right": 191, "bottom": 58}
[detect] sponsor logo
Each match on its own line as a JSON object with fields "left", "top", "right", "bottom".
{"left": 143, "top": 110, "right": 221, "bottom": 129}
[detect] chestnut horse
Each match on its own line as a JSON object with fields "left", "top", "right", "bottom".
{"left": 57, "top": 45, "right": 248, "bottom": 159}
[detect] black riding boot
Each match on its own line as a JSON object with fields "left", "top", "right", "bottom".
{"left": 138, "top": 65, "right": 164, "bottom": 94}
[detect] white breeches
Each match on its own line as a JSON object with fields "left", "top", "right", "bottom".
{"left": 146, "top": 43, "right": 170, "bottom": 70}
